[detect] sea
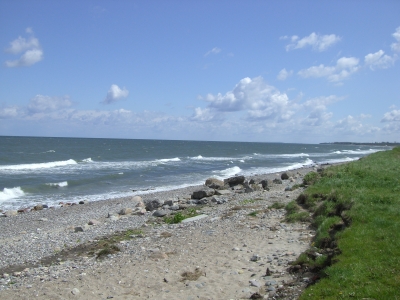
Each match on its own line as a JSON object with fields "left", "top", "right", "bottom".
{"left": 0, "top": 136, "right": 391, "bottom": 211}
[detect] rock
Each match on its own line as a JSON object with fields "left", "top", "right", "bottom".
{"left": 260, "top": 179, "right": 268, "bottom": 189}
{"left": 119, "top": 208, "right": 133, "bottom": 215}
{"left": 169, "top": 205, "right": 180, "bottom": 211}
{"left": 164, "top": 199, "right": 175, "bottom": 206}
{"left": 191, "top": 188, "right": 215, "bottom": 199}
{"left": 281, "top": 172, "right": 290, "bottom": 180}
{"left": 132, "top": 196, "right": 145, "bottom": 208}
{"left": 34, "top": 204, "right": 43, "bottom": 211}
{"left": 78, "top": 200, "right": 88, "bottom": 205}
{"left": 4, "top": 210, "right": 18, "bottom": 217}
{"left": 273, "top": 178, "right": 282, "bottom": 184}
{"left": 153, "top": 210, "right": 167, "bottom": 217}
{"left": 181, "top": 214, "right": 208, "bottom": 223}
{"left": 249, "top": 279, "right": 261, "bottom": 287}
{"left": 71, "top": 288, "right": 80, "bottom": 295}
{"left": 74, "top": 226, "right": 84, "bottom": 232}
{"left": 284, "top": 186, "right": 292, "bottom": 191}
{"left": 197, "top": 197, "right": 210, "bottom": 204}
{"left": 145, "top": 199, "right": 164, "bottom": 211}
{"left": 224, "top": 175, "right": 245, "bottom": 187}
{"left": 205, "top": 178, "right": 224, "bottom": 189}
{"left": 88, "top": 219, "right": 101, "bottom": 225}
{"left": 109, "top": 215, "right": 120, "bottom": 221}
{"left": 132, "top": 208, "right": 146, "bottom": 215}
{"left": 250, "top": 254, "right": 261, "bottom": 262}
{"left": 243, "top": 182, "right": 254, "bottom": 193}
{"left": 42, "top": 204, "right": 49, "bottom": 208}
{"left": 214, "top": 189, "right": 232, "bottom": 196}
{"left": 38, "top": 218, "right": 48, "bottom": 222}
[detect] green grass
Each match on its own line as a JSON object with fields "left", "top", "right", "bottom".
{"left": 297, "top": 147, "right": 400, "bottom": 299}
{"left": 164, "top": 208, "right": 198, "bottom": 224}
{"left": 269, "top": 202, "right": 285, "bottom": 209}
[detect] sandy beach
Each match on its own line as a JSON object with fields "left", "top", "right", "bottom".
{"left": 0, "top": 165, "right": 324, "bottom": 299}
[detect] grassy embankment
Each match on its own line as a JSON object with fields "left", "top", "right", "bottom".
{"left": 285, "top": 147, "right": 400, "bottom": 299}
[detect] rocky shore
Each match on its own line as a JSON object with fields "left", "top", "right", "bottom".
{"left": 0, "top": 164, "right": 328, "bottom": 299}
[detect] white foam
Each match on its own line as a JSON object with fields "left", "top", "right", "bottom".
{"left": 220, "top": 166, "right": 242, "bottom": 177}
{"left": 156, "top": 157, "right": 181, "bottom": 163}
{"left": 0, "top": 187, "right": 25, "bottom": 202}
{"left": 0, "top": 159, "right": 77, "bottom": 171}
{"left": 190, "top": 155, "right": 238, "bottom": 161}
{"left": 46, "top": 181, "right": 68, "bottom": 188}
{"left": 82, "top": 158, "right": 93, "bottom": 163}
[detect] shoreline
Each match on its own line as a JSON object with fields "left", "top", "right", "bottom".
{"left": 0, "top": 162, "right": 340, "bottom": 299}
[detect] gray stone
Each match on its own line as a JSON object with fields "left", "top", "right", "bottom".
{"left": 34, "top": 204, "right": 43, "bottom": 211}
{"left": 71, "top": 288, "right": 80, "bottom": 295}
{"left": 119, "top": 208, "right": 133, "bottom": 215}
{"left": 181, "top": 214, "right": 208, "bottom": 223}
{"left": 132, "top": 196, "right": 145, "bottom": 208}
{"left": 169, "top": 205, "right": 180, "bottom": 211}
{"left": 191, "top": 188, "right": 215, "bottom": 199}
{"left": 250, "top": 254, "right": 260, "bottom": 262}
{"left": 205, "top": 178, "right": 224, "bottom": 189}
{"left": 273, "top": 178, "right": 282, "bottom": 184}
{"left": 249, "top": 279, "right": 261, "bottom": 287}
{"left": 88, "top": 219, "right": 101, "bottom": 225}
{"left": 145, "top": 199, "right": 164, "bottom": 211}
{"left": 4, "top": 210, "right": 18, "bottom": 217}
{"left": 153, "top": 210, "right": 168, "bottom": 217}
{"left": 74, "top": 226, "right": 84, "bottom": 232}
{"left": 281, "top": 172, "right": 290, "bottom": 180}
{"left": 260, "top": 179, "right": 268, "bottom": 189}
{"left": 214, "top": 189, "right": 232, "bottom": 196}
{"left": 224, "top": 175, "right": 245, "bottom": 187}
{"left": 284, "top": 186, "right": 292, "bottom": 191}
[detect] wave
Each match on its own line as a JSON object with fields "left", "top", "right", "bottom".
{"left": 330, "top": 149, "right": 381, "bottom": 155}
{"left": 155, "top": 157, "right": 181, "bottom": 163}
{"left": 0, "top": 187, "right": 25, "bottom": 202}
{"left": 219, "top": 166, "right": 242, "bottom": 178}
{"left": 0, "top": 159, "right": 78, "bottom": 171}
{"left": 190, "top": 155, "right": 237, "bottom": 161}
{"left": 46, "top": 181, "right": 68, "bottom": 188}
{"left": 245, "top": 158, "right": 315, "bottom": 176}
{"left": 82, "top": 158, "right": 93, "bottom": 163}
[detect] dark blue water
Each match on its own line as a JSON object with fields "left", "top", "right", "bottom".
{"left": 0, "top": 136, "right": 390, "bottom": 210}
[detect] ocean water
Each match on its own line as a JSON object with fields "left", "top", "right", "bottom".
{"left": 0, "top": 136, "right": 390, "bottom": 210}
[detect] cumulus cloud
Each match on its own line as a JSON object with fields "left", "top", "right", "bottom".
{"left": 381, "top": 109, "right": 400, "bottom": 122}
{"left": 391, "top": 26, "right": 400, "bottom": 52}
{"left": 283, "top": 32, "right": 341, "bottom": 52}
{"left": 364, "top": 50, "right": 397, "bottom": 70}
{"left": 298, "top": 56, "right": 360, "bottom": 82}
{"left": 277, "top": 68, "right": 293, "bottom": 80}
{"left": 27, "top": 95, "right": 73, "bottom": 113}
{"left": 194, "top": 77, "right": 294, "bottom": 122}
{"left": 102, "top": 84, "right": 129, "bottom": 104}
{"left": 300, "top": 96, "right": 340, "bottom": 126}
{"left": 204, "top": 47, "right": 221, "bottom": 56}
{"left": 4, "top": 28, "right": 43, "bottom": 67}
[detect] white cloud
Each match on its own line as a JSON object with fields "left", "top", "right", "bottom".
{"left": 364, "top": 50, "right": 396, "bottom": 70}
{"left": 102, "top": 84, "right": 129, "bottom": 104}
{"left": 298, "top": 56, "right": 359, "bottom": 82}
{"left": 300, "top": 96, "right": 340, "bottom": 126}
{"left": 4, "top": 28, "right": 43, "bottom": 67}
{"left": 284, "top": 32, "right": 341, "bottom": 52}
{"left": 277, "top": 68, "right": 293, "bottom": 80}
{"left": 195, "top": 77, "right": 295, "bottom": 122}
{"left": 0, "top": 106, "right": 21, "bottom": 118}
{"left": 27, "top": 95, "right": 73, "bottom": 113}
{"left": 391, "top": 26, "right": 400, "bottom": 53}
{"left": 204, "top": 47, "right": 221, "bottom": 57}
{"left": 191, "top": 107, "right": 218, "bottom": 122}
{"left": 381, "top": 109, "right": 400, "bottom": 122}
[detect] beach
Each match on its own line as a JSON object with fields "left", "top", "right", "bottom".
{"left": 0, "top": 164, "right": 324, "bottom": 300}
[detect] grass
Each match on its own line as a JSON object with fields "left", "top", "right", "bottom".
{"left": 269, "top": 202, "right": 285, "bottom": 209}
{"left": 164, "top": 207, "right": 198, "bottom": 224}
{"left": 295, "top": 147, "right": 400, "bottom": 299}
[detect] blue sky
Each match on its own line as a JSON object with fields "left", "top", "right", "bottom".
{"left": 1, "top": 1, "right": 399, "bottom": 143}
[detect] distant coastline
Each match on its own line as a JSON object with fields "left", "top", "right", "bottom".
{"left": 320, "top": 142, "right": 399, "bottom": 146}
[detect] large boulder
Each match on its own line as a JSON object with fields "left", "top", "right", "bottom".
{"left": 281, "top": 172, "right": 290, "bottom": 180}
{"left": 259, "top": 179, "right": 268, "bottom": 189}
{"left": 191, "top": 188, "right": 215, "bottom": 199}
{"left": 205, "top": 178, "right": 225, "bottom": 189}
{"left": 224, "top": 175, "right": 245, "bottom": 187}
{"left": 144, "top": 199, "right": 164, "bottom": 211}
{"left": 132, "top": 196, "right": 145, "bottom": 208}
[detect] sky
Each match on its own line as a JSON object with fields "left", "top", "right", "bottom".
{"left": 0, "top": 1, "right": 399, "bottom": 143}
